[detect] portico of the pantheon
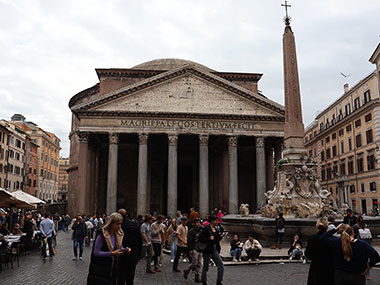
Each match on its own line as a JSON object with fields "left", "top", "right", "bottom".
{"left": 68, "top": 59, "right": 285, "bottom": 218}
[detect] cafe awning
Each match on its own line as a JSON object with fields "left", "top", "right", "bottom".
{"left": 12, "top": 190, "right": 46, "bottom": 205}
{"left": 0, "top": 188, "right": 36, "bottom": 209}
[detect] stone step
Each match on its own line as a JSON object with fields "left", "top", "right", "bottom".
{"left": 223, "top": 259, "right": 306, "bottom": 266}
{"left": 221, "top": 255, "right": 290, "bottom": 262}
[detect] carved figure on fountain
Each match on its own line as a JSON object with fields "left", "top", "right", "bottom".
{"left": 264, "top": 164, "right": 333, "bottom": 218}
{"left": 239, "top": 203, "right": 250, "bottom": 217}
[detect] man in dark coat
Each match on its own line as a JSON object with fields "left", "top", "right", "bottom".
{"left": 118, "top": 209, "right": 142, "bottom": 285}
{"left": 343, "top": 208, "right": 357, "bottom": 227}
{"left": 305, "top": 218, "right": 334, "bottom": 285}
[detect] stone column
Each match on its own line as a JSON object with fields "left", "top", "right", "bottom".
{"left": 77, "top": 132, "right": 89, "bottom": 215}
{"left": 106, "top": 133, "right": 119, "bottom": 215}
{"left": 266, "top": 144, "right": 274, "bottom": 192}
{"left": 228, "top": 136, "right": 238, "bottom": 214}
{"left": 199, "top": 134, "right": 209, "bottom": 218}
{"left": 137, "top": 133, "right": 149, "bottom": 216}
{"left": 167, "top": 134, "right": 178, "bottom": 218}
{"left": 256, "top": 137, "right": 266, "bottom": 210}
{"left": 274, "top": 141, "right": 283, "bottom": 165}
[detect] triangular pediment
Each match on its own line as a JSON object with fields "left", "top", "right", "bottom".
{"left": 73, "top": 65, "right": 284, "bottom": 118}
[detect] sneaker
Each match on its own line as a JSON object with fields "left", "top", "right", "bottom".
{"left": 289, "top": 256, "right": 293, "bottom": 260}
{"left": 146, "top": 269, "right": 156, "bottom": 274}
{"left": 72, "top": 257, "right": 77, "bottom": 261}
{"left": 232, "top": 257, "right": 237, "bottom": 262}
{"left": 79, "top": 257, "right": 83, "bottom": 261}
{"left": 173, "top": 268, "right": 181, "bottom": 272}
{"left": 183, "top": 258, "right": 188, "bottom": 263}
{"left": 44, "top": 257, "right": 47, "bottom": 261}
{"left": 303, "top": 259, "right": 306, "bottom": 264}
{"left": 154, "top": 267, "right": 161, "bottom": 272}
{"left": 248, "top": 259, "right": 252, "bottom": 262}
{"left": 170, "top": 259, "right": 174, "bottom": 263}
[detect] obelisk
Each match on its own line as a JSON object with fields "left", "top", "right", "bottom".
{"left": 281, "top": 8, "right": 307, "bottom": 161}
{"left": 263, "top": 2, "right": 333, "bottom": 219}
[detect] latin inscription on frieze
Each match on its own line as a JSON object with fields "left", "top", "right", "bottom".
{"left": 120, "top": 119, "right": 255, "bottom": 131}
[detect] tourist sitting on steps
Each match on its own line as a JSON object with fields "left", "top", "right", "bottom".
{"left": 288, "top": 234, "right": 303, "bottom": 260}
{"left": 230, "top": 234, "right": 243, "bottom": 262}
{"left": 244, "top": 234, "right": 262, "bottom": 262}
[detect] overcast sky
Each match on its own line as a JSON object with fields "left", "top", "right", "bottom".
{"left": 1, "top": 0, "right": 379, "bottom": 157}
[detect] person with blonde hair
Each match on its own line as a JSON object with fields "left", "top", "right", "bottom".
{"left": 321, "top": 223, "right": 380, "bottom": 285}
{"left": 87, "top": 212, "right": 131, "bottom": 285}
{"left": 305, "top": 218, "right": 334, "bottom": 285}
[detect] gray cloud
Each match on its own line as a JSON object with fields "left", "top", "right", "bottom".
{"left": 0, "top": 0, "right": 379, "bottom": 156}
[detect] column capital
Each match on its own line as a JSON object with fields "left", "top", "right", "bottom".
{"left": 168, "top": 134, "right": 178, "bottom": 146}
{"left": 255, "top": 136, "right": 265, "bottom": 148}
{"left": 109, "top": 133, "right": 119, "bottom": 144}
{"left": 227, "top": 136, "right": 238, "bottom": 147}
{"left": 138, "top": 133, "right": 149, "bottom": 145}
{"left": 199, "top": 134, "right": 209, "bottom": 146}
{"left": 77, "top": 132, "right": 90, "bottom": 144}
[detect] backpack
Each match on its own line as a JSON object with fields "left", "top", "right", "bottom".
{"left": 195, "top": 227, "right": 210, "bottom": 252}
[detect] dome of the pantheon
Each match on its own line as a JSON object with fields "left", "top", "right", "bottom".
{"left": 131, "top": 58, "right": 215, "bottom": 72}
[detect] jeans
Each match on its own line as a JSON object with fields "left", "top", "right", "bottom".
{"left": 173, "top": 246, "right": 192, "bottom": 270}
{"left": 170, "top": 237, "right": 177, "bottom": 260}
{"left": 230, "top": 248, "right": 242, "bottom": 260}
{"left": 42, "top": 236, "right": 53, "bottom": 258}
{"left": 141, "top": 245, "right": 153, "bottom": 271}
{"left": 290, "top": 248, "right": 303, "bottom": 259}
{"left": 152, "top": 242, "right": 161, "bottom": 267}
{"left": 202, "top": 246, "right": 224, "bottom": 283}
{"left": 186, "top": 250, "right": 202, "bottom": 276}
{"left": 73, "top": 237, "right": 84, "bottom": 258}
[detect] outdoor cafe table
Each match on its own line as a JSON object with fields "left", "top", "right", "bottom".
{"left": 4, "top": 234, "right": 23, "bottom": 248}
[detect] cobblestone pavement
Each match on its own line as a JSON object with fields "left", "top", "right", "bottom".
{"left": 1, "top": 231, "right": 379, "bottom": 284}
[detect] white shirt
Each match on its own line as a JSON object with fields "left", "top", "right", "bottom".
{"left": 244, "top": 239, "right": 262, "bottom": 251}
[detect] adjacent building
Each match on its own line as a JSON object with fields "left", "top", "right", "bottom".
{"left": 58, "top": 157, "right": 69, "bottom": 201}
{"left": 0, "top": 121, "right": 10, "bottom": 189}
{"left": 25, "top": 138, "right": 39, "bottom": 196}
{"left": 2, "top": 121, "right": 27, "bottom": 192}
{"left": 10, "top": 114, "right": 61, "bottom": 202}
{"left": 304, "top": 44, "right": 380, "bottom": 214}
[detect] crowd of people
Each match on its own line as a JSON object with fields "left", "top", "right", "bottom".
{"left": 84, "top": 207, "right": 226, "bottom": 285}
{"left": 268, "top": 209, "right": 380, "bottom": 285}
{"left": 2, "top": 207, "right": 380, "bottom": 285}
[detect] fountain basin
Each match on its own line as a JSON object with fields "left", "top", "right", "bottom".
{"left": 222, "top": 214, "right": 380, "bottom": 246}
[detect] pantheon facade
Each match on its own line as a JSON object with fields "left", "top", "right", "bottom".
{"left": 68, "top": 59, "right": 285, "bottom": 218}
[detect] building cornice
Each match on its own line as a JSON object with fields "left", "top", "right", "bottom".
{"left": 69, "top": 83, "right": 100, "bottom": 108}
{"left": 76, "top": 110, "right": 285, "bottom": 122}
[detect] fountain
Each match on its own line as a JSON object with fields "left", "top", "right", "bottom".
{"left": 222, "top": 6, "right": 380, "bottom": 244}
